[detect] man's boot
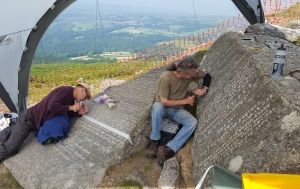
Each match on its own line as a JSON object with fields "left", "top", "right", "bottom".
{"left": 145, "top": 140, "right": 159, "bottom": 159}
{"left": 157, "top": 145, "right": 175, "bottom": 167}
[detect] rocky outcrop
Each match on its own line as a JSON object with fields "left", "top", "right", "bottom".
{"left": 192, "top": 29, "right": 300, "bottom": 184}
{"left": 272, "top": 24, "right": 300, "bottom": 43}
{"left": 246, "top": 22, "right": 300, "bottom": 43}
{"left": 284, "top": 20, "right": 300, "bottom": 29}
{"left": 245, "top": 23, "right": 286, "bottom": 39}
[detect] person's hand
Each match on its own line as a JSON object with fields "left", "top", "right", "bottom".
{"left": 69, "top": 103, "right": 81, "bottom": 112}
{"left": 185, "top": 96, "right": 195, "bottom": 106}
{"left": 78, "top": 104, "right": 88, "bottom": 115}
{"left": 193, "top": 87, "right": 208, "bottom": 96}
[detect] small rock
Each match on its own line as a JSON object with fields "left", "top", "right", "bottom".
{"left": 157, "top": 157, "right": 180, "bottom": 189}
{"left": 228, "top": 156, "right": 243, "bottom": 173}
{"left": 281, "top": 111, "right": 300, "bottom": 133}
{"left": 256, "top": 141, "right": 265, "bottom": 151}
{"left": 99, "top": 79, "right": 126, "bottom": 92}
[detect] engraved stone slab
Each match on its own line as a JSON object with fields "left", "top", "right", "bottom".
{"left": 4, "top": 70, "right": 163, "bottom": 189}
{"left": 192, "top": 31, "right": 300, "bottom": 184}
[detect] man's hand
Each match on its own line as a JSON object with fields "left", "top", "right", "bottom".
{"left": 185, "top": 96, "right": 195, "bottom": 106}
{"left": 69, "top": 103, "right": 81, "bottom": 112}
{"left": 78, "top": 104, "right": 88, "bottom": 115}
{"left": 193, "top": 87, "right": 208, "bottom": 96}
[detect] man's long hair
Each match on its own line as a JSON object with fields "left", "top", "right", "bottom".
{"left": 166, "top": 56, "right": 199, "bottom": 72}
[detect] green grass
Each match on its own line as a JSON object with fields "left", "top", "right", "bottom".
{"left": 111, "top": 27, "right": 178, "bottom": 36}
{"left": 117, "top": 180, "right": 143, "bottom": 189}
{"left": 29, "top": 59, "right": 157, "bottom": 103}
{"left": 193, "top": 49, "right": 208, "bottom": 62}
{"left": 278, "top": 3, "right": 300, "bottom": 18}
{"left": 143, "top": 161, "right": 156, "bottom": 173}
{"left": 29, "top": 49, "right": 209, "bottom": 104}
{"left": 168, "top": 24, "right": 185, "bottom": 31}
{"left": 71, "top": 22, "right": 94, "bottom": 32}
{"left": 0, "top": 169, "right": 22, "bottom": 189}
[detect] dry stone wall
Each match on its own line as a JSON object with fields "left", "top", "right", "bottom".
{"left": 192, "top": 30, "right": 300, "bottom": 183}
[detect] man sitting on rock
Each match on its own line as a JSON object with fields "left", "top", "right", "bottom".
{"left": 145, "top": 56, "right": 211, "bottom": 165}
{"left": 0, "top": 83, "right": 91, "bottom": 162}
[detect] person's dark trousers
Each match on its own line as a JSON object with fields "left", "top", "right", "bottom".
{"left": 0, "top": 110, "right": 36, "bottom": 162}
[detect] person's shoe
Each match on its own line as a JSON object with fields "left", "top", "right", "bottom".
{"left": 157, "top": 145, "right": 175, "bottom": 167}
{"left": 145, "top": 140, "right": 159, "bottom": 159}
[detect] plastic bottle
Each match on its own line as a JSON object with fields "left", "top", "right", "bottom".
{"left": 271, "top": 44, "right": 286, "bottom": 79}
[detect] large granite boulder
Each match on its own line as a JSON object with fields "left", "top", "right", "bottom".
{"left": 4, "top": 70, "right": 162, "bottom": 189}
{"left": 245, "top": 23, "right": 286, "bottom": 39}
{"left": 285, "top": 20, "right": 300, "bottom": 29}
{"left": 272, "top": 24, "right": 300, "bottom": 43}
{"left": 246, "top": 22, "right": 300, "bottom": 43}
{"left": 192, "top": 31, "right": 300, "bottom": 183}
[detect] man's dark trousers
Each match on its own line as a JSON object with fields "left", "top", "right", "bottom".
{"left": 0, "top": 111, "right": 36, "bottom": 162}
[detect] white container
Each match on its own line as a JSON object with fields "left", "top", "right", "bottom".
{"left": 271, "top": 44, "right": 286, "bottom": 79}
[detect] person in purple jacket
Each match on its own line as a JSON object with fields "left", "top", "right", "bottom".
{"left": 0, "top": 83, "right": 91, "bottom": 162}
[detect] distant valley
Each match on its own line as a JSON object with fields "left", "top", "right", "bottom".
{"left": 34, "top": 10, "right": 228, "bottom": 63}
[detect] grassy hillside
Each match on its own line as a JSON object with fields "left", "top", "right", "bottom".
{"left": 279, "top": 2, "right": 300, "bottom": 18}
{"left": 29, "top": 60, "right": 157, "bottom": 103}
{"left": 29, "top": 47, "right": 210, "bottom": 104}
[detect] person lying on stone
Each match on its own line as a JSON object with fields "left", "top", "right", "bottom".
{"left": 0, "top": 83, "right": 91, "bottom": 162}
{"left": 145, "top": 56, "right": 212, "bottom": 165}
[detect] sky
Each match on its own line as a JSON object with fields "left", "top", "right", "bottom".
{"left": 70, "top": 0, "right": 239, "bottom": 17}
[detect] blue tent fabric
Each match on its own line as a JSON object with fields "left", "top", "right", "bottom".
{"left": 37, "top": 114, "right": 70, "bottom": 144}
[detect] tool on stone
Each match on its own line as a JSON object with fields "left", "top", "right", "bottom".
{"left": 188, "top": 73, "right": 212, "bottom": 104}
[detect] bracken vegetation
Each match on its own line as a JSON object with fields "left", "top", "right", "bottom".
{"left": 29, "top": 59, "right": 157, "bottom": 103}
